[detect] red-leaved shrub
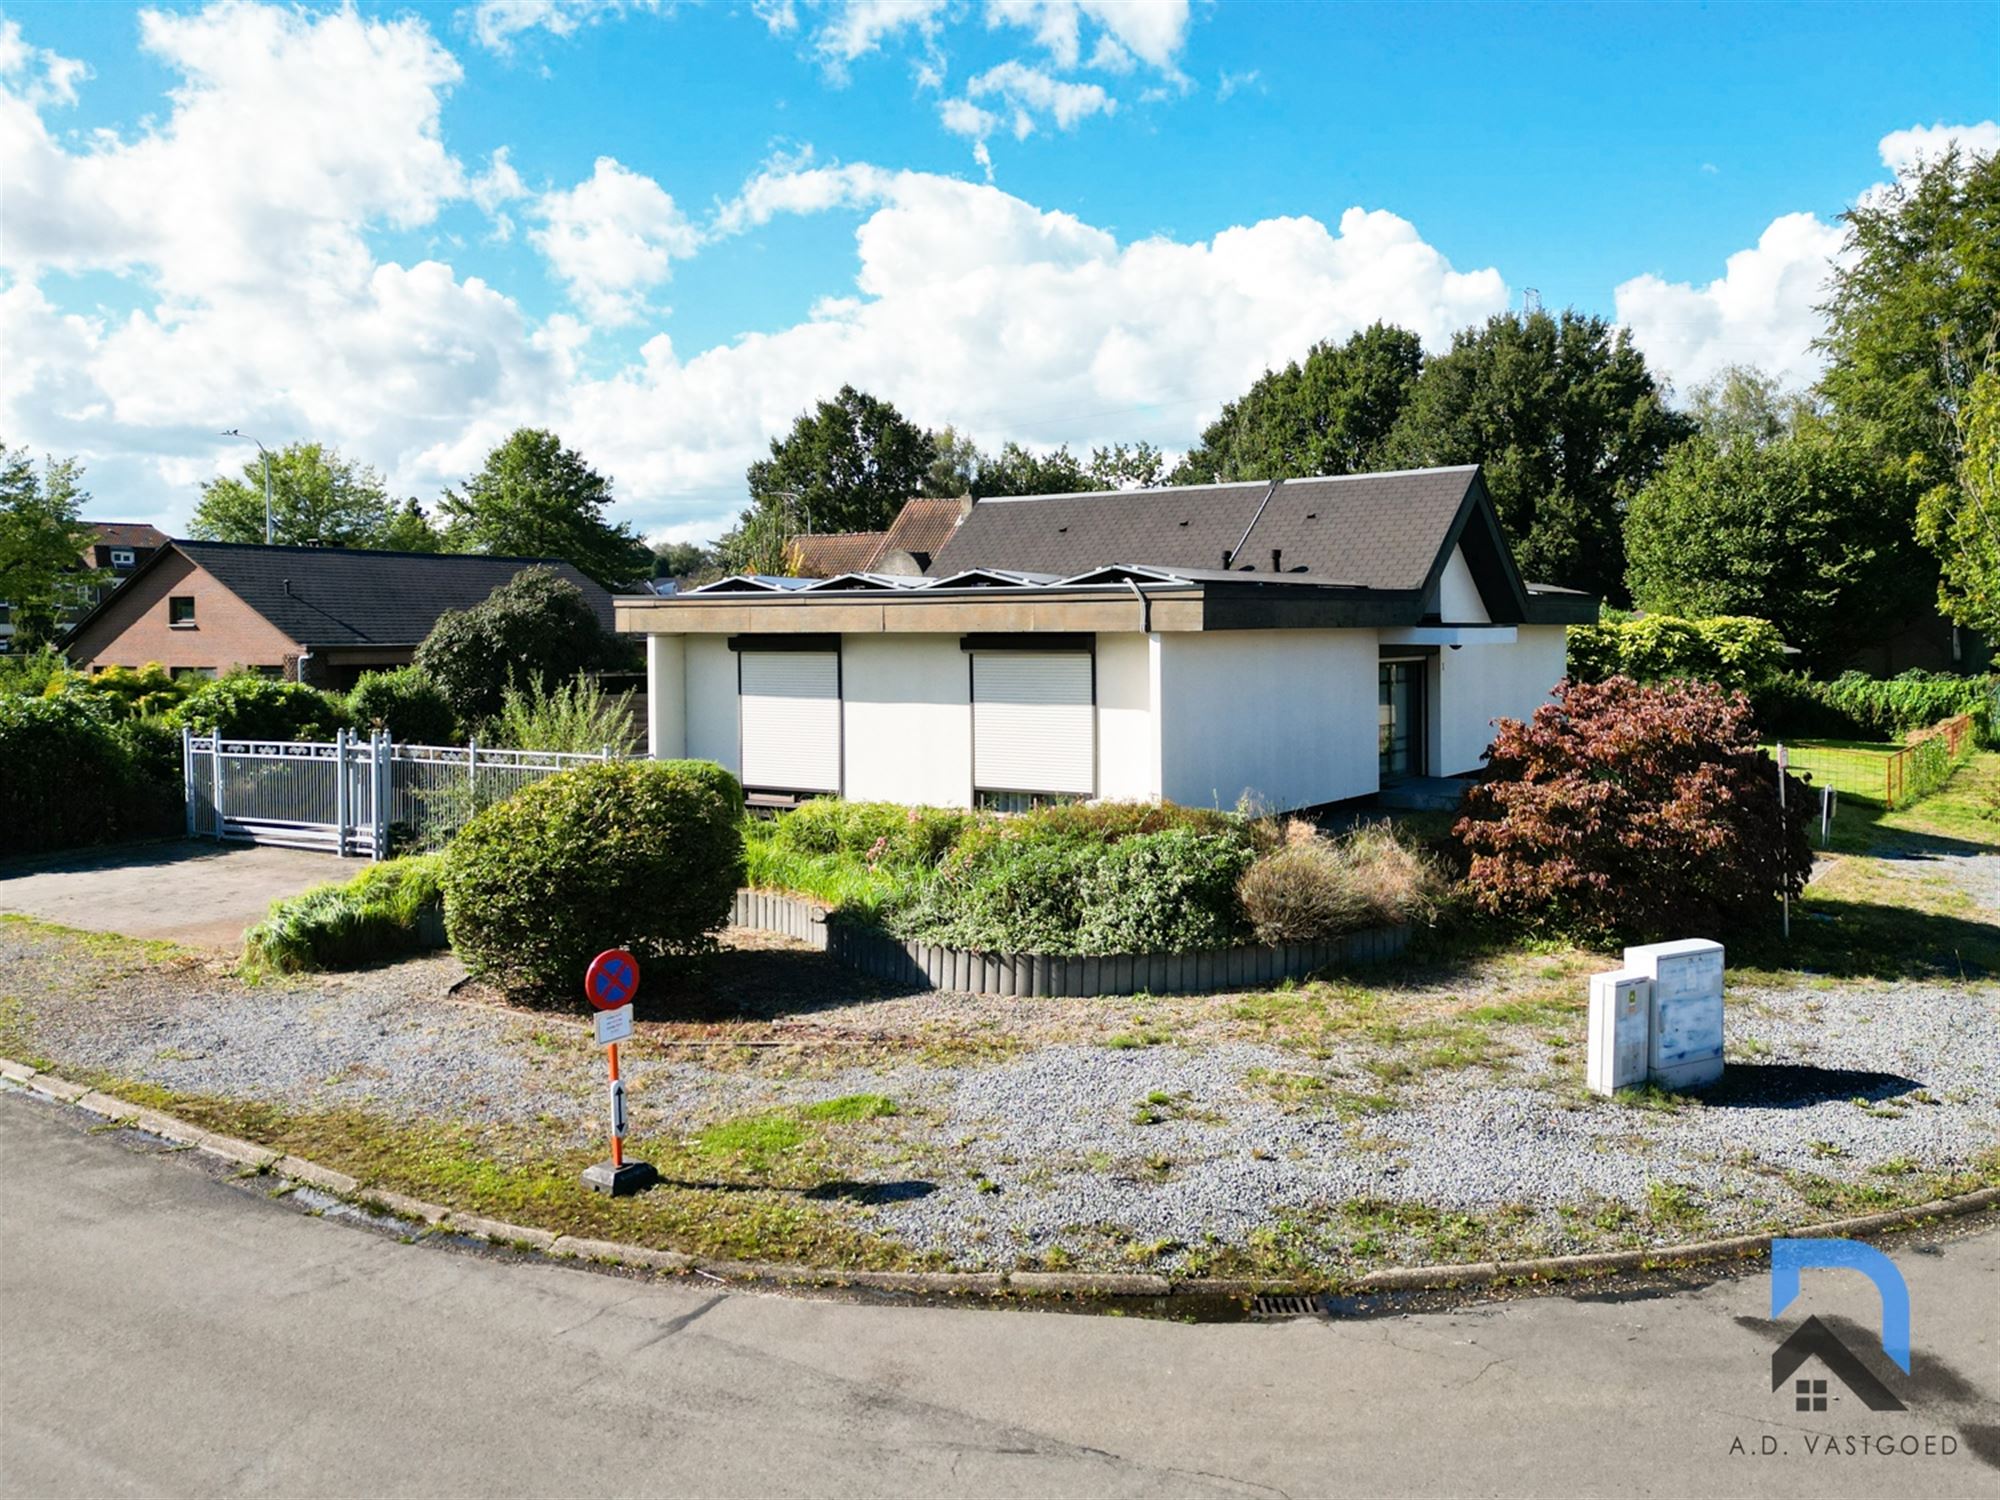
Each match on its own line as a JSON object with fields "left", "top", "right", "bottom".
{"left": 1454, "top": 676, "right": 1813, "bottom": 941}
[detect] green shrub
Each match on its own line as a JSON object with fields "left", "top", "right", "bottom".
{"left": 348, "top": 667, "right": 457, "bottom": 744}
{"left": 0, "top": 694, "right": 180, "bottom": 856}
{"left": 889, "top": 837, "right": 1097, "bottom": 953}
{"left": 442, "top": 759, "right": 744, "bottom": 1004}
{"left": 1237, "top": 823, "right": 1443, "bottom": 943}
{"left": 1567, "top": 613, "right": 1787, "bottom": 691}
{"left": 488, "top": 671, "right": 639, "bottom": 754}
{"left": 46, "top": 662, "right": 192, "bottom": 719}
{"left": 767, "top": 799, "right": 978, "bottom": 870}
{"left": 1750, "top": 670, "right": 1998, "bottom": 742}
{"left": 1075, "top": 827, "right": 1254, "bottom": 953}
{"left": 414, "top": 566, "right": 613, "bottom": 726}
{"left": 168, "top": 672, "right": 350, "bottom": 740}
{"left": 244, "top": 855, "right": 445, "bottom": 972}
{"left": 0, "top": 646, "right": 66, "bottom": 696}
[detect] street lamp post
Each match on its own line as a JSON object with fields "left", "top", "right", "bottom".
{"left": 219, "top": 428, "right": 274, "bottom": 544}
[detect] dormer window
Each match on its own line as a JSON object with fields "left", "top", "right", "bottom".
{"left": 111, "top": 549, "right": 136, "bottom": 568}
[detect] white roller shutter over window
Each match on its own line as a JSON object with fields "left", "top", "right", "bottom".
{"left": 972, "top": 651, "right": 1094, "bottom": 795}
{"left": 740, "top": 650, "right": 841, "bottom": 791}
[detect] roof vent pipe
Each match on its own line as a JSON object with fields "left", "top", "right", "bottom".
{"left": 283, "top": 578, "right": 292, "bottom": 596}
{"left": 1271, "top": 548, "right": 1282, "bottom": 572}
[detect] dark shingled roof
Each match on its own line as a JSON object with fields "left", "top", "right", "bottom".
{"left": 171, "top": 541, "right": 617, "bottom": 647}
{"left": 927, "top": 467, "right": 1485, "bottom": 589}
{"left": 90, "top": 522, "right": 170, "bottom": 549}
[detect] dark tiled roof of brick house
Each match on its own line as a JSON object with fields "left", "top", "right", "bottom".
{"left": 162, "top": 542, "right": 617, "bottom": 646}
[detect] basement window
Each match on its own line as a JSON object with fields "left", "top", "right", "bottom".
{"left": 973, "top": 789, "right": 1083, "bottom": 815}
{"left": 168, "top": 596, "right": 196, "bottom": 627}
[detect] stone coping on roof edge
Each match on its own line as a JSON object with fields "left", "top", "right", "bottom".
{"left": 9, "top": 1059, "right": 1995, "bottom": 1306}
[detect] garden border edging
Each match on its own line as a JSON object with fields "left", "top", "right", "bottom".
{"left": 8, "top": 1056, "right": 1995, "bottom": 1306}
{"left": 732, "top": 889, "right": 1410, "bottom": 997}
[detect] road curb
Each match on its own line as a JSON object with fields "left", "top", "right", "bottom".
{"left": 8, "top": 1058, "right": 1996, "bottom": 1307}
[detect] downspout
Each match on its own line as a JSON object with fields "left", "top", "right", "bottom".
{"left": 1123, "top": 577, "right": 1151, "bottom": 633}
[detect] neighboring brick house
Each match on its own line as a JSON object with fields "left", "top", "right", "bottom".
{"left": 0, "top": 521, "right": 167, "bottom": 654}
{"left": 782, "top": 496, "right": 974, "bottom": 579}
{"left": 61, "top": 541, "right": 617, "bottom": 690}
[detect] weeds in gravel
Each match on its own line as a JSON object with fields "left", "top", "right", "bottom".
{"left": 1643, "top": 1182, "right": 1711, "bottom": 1234}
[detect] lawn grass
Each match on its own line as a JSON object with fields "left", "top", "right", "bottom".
{"left": 1766, "top": 737, "right": 1901, "bottom": 805}
{"left": 55, "top": 1073, "right": 930, "bottom": 1270}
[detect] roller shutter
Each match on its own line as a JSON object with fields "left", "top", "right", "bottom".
{"left": 972, "top": 651, "right": 1094, "bottom": 796}
{"left": 740, "top": 650, "right": 841, "bottom": 792}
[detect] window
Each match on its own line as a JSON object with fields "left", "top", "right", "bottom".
{"left": 1378, "top": 659, "right": 1426, "bottom": 778}
{"left": 168, "top": 596, "right": 196, "bottom": 626}
{"left": 170, "top": 666, "right": 217, "bottom": 681}
{"left": 110, "top": 548, "right": 136, "bottom": 568}
{"left": 973, "top": 789, "right": 1081, "bottom": 815}
{"left": 970, "top": 650, "right": 1095, "bottom": 801}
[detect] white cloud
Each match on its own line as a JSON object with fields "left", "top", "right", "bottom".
{"left": 1216, "top": 67, "right": 1258, "bottom": 102}
{"left": 1877, "top": 119, "right": 2000, "bottom": 175}
{"left": 1615, "top": 120, "right": 2000, "bottom": 396}
{"left": 982, "top": 0, "right": 1189, "bottom": 70}
{"left": 967, "top": 60, "right": 1112, "bottom": 132}
{"left": 816, "top": 0, "right": 950, "bottom": 64}
{"left": 2, "top": 2, "right": 1510, "bottom": 547}
{"left": 1615, "top": 212, "right": 1846, "bottom": 393}
{"left": 752, "top": 0, "right": 800, "bottom": 36}
{"left": 467, "top": 0, "right": 673, "bottom": 54}
{"left": 530, "top": 156, "right": 700, "bottom": 325}
{"left": 0, "top": 18, "right": 89, "bottom": 107}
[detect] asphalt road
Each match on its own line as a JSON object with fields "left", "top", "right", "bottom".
{"left": 2, "top": 1088, "right": 1995, "bottom": 1499}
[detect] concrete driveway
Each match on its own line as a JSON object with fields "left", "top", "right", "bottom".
{"left": 0, "top": 840, "right": 362, "bottom": 951}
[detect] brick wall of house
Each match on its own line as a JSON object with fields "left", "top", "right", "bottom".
{"left": 66, "top": 550, "right": 298, "bottom": 675}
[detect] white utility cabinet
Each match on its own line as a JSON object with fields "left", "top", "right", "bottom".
{"left": 1623, "top": 938, "right": 1725, "bottom": 1090}
{"left": 1586, "top": 969, "right": 1652, "bottom": 1096}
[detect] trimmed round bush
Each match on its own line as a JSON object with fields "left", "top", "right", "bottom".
{"left": 348, "top": 667, "right": 458, "bottom": 744}
{"left": 442, "top": 758, "right": 744, "bottom": 1004}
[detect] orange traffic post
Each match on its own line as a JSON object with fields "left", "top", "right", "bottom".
{"left": 581, "top": 948, "right": 654, "bottom": 1197}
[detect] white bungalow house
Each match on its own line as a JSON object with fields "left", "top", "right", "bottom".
{"left": 616, "top": 465, "right": 1596, "bottom": 813}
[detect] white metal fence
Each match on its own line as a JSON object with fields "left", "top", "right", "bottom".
{"left": 183, "top": 729, "right": 616, "bottom": 858}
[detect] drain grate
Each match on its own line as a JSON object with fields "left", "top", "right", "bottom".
{"left": 1248, "top": 1293, "right": 1329, "bottom": 1320}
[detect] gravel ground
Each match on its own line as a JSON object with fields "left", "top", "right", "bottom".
{"left": 5, "top": 852, "right": 1997, "bottom": 1273}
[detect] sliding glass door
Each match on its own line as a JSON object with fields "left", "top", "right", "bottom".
{"left": 1378, "top": 659, "right": 1425, "bottom": 778}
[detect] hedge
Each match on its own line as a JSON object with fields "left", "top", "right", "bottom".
{"left": 442, "top": 758, "right": 744, "bottom": 1004}
{"left": 168, "top": 673, "right": 350, "bottom": 740}
{"left": 347, "top": 668, "right": 457, "bottom": 744}
{"left": 0, "top": 694, "right": 180, "bottom": 857}
{"left": 1566, "top": 613, "right": 1787, "bottom": 691}
{"left": 1751, "top": 670, "right": 1998, "bottom": 742}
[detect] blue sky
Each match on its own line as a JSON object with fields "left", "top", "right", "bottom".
{"left": 2, "top": 0, "right": 1995, "bottom": 542}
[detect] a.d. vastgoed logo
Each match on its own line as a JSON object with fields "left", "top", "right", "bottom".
{"left": 1768, "top": 1238, "right": 1908, "bottom": 1413}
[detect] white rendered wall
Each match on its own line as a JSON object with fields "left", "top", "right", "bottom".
{"left": 683, "top": 635, "right": 740, "bottom": 775}
{"left": 1157, "top": 631, "right": 1379, "bottom": 812}
{"left": 841, "top": 635, "right": 973, "bottom": 806}
{"left": 1095, "top": 632, "right": 1162, "bottom": 801}
{"left": 1433, "top": 624, "right": 1568, "bottom": 775}
{"left": 645, "top": 634, "right": 687, "bottom": 759}
{"left": 1435, "top": 546, "right": 1490, "bottom": 623}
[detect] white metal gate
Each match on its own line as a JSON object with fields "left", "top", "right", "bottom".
{"left": 183, "top": 730, "right": 615, "bottom": 859}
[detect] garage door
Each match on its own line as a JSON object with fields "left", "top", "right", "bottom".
{"left": 972, "top": 651, "right": 1094, "bottom": 796}
{"left": 740, "top": 650, "right": 841, "bottom": 792}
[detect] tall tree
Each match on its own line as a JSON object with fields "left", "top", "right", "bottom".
{"left": 0, "top": 443, "right": 102, "bottom": 652}
{"left": 1086, "top": 441, "right": 1169, "bottom": 490}
{"left": 1624, "top": 423, "right": 1926, "bottom": 672}
{"left": 922, "top": 425, "right": 984, "bottom": 498}
{"left": 1384, "top": 309, "right": 1691, "bottom": 601}
{"left": 438, "top": 428, "right": 650, "bottom": 588}
{"left": 746, "top": 385, "right": 935, "bottom": 535}
{"left": 974, "top": 441, "right": 1100, "bottom": 498}
{"left": 1686, "top": 364, "right": 1821, "bottom": 447}
{"left": 1917, "top": 364, "right": 2000, "bottom": 636}
{"left": 191, "top": 442, "right": 397, "bottom": 548}
{"left": 380, "top": 497, "right": 443, "bottom": 553}
{"left": 1818, "top": 145, "right": 2000, "bottom": 629}
{"left": 1818, "top": 144, "right": 2000, "bottom": 500}
{"left": 1171, "top": 323, "right": 1424, "bottom": 484}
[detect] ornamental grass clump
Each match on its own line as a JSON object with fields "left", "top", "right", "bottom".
{"left": 1236, "top": 820, "right": 1442, "bottom": 944}
{"left": 245, "top": 855, "right": 445, "bottom": 972}
{"left": 1454, "top": 676, "right": 1813, "bottom": 942}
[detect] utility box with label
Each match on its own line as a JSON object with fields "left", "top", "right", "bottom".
{"left": 1624, "top": 938, "right": 1725, "bottom": 1091}
{"left": 1586, "top": 969, "right": 1652, "bottom": 1096}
